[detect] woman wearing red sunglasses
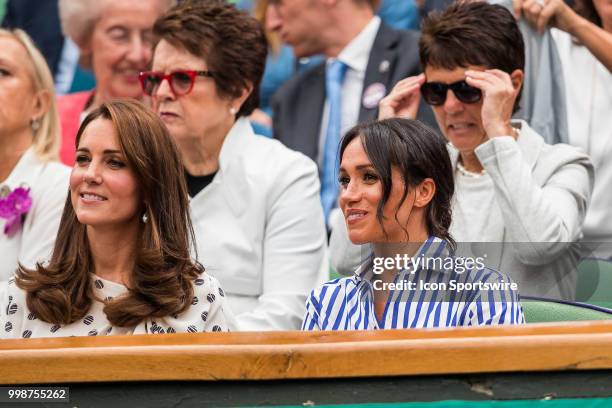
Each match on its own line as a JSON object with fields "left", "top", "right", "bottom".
{"left": 331, "top": 2, "right": 594, "bottom": 302}
{"left": 142, "top": 1, "right": 327, "bottom": 331}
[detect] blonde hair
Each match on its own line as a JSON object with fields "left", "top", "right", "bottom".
{"left": 59, "top": 0, "right": 177, "bottom": 48}
{"left": 254, "top": 0, "right": 282, "bottom": 55}
{"left": 0, "top": 29, "right": 61, "bottom": 162}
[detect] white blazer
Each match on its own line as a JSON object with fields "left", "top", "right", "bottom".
{"left": 0, "top": 149, "right": 70, "bottom": 280}
{"left": 190, "top": 118, "right": 328, "bottom": 331}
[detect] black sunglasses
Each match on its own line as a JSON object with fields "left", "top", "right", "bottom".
{"left": 420, "top": 80, "right": 482, "bottom": 106}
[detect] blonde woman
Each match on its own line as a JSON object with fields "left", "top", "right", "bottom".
{"left": 0, "top": 29, "right": 70, "bottom": 280}
{"left": 57, "top": 0, "right": 175, "bottom": 164}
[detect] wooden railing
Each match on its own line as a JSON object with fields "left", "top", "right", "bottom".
{"left": 1, "top": 321, "right": 612, "bottom": 384}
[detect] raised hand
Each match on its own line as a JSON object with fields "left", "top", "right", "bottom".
{"left": 521, "top": 0, "right": 577, "bottom": 33}
{"left": 465, "top": 69, "right": 520, "bottom": 139}
{"left": 378, "top": 74, "right": 425, "bottom": 120}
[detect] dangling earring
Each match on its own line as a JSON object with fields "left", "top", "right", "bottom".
{"left": 142, "top": 212, "right": 148, "bottom": 224}
{"left": 30, "top": 118, "right": 41, "bottom": 132}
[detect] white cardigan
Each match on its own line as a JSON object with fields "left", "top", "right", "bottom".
{"left": 190, "top": 118, "right": 327, "bottom": 331}
{"left": 329, "top": 121, "right": 593, "bottom": 300}
{"left": 0, "top": 149, "right": 70, "bottom": 280}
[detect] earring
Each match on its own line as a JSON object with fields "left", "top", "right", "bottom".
{"left": 30, "top": 118, "right": 41, "bottom": 132}
{"left": 142, "top": 213, "right": 148, "bottom": 224}
{"left": 229, "top": 107, "right": 237, "bottom": 115}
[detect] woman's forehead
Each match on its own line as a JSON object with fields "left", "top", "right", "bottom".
{"left": 341, "top": 138, "right": 370, "bottom": 166}
{"left": 78, "top": 118, "right": 121, "bottom": 150}
{"left": 0, "top": 35, "right": 30, "bottom": 64}
{"left": 152, "top": 40, "right": 208, "bottom": 71}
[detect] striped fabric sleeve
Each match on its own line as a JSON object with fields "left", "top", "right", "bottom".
{"left": 301, "top": 287, "right": 323, "bottom": 331}
{"left": 466, "top": 285, "right": 525, "bottom": 326}
{"left": 464, "top": 267, "right": 526, "bottom": 326}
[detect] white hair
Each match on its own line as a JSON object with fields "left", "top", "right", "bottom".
{"left": 58, "top": 0, "right": 177, "bottom": 48}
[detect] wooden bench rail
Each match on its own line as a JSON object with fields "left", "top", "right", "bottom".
{"left": 1, "top": 321, "right": 612, "bottom": 384}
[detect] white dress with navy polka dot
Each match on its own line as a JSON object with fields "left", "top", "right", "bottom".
{"left": 0, "top": 273, "right": 236, "bottom": 339}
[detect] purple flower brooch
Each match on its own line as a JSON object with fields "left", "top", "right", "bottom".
{"left": 0, "top": 185, "right": 32, "bottom": 237}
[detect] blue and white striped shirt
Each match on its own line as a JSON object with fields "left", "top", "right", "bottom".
{"left": 302, "top": 237, "right": 525, "bottom": 330}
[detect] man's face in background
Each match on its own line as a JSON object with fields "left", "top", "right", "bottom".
{"left": 266, "top": 0, "right": 327, "bottom": 58}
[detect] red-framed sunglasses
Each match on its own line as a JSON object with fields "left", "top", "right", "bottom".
{"left": 138, "top": 70, "right": 215, "bottom": 96}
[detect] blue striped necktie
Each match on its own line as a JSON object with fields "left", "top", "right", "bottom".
{"left": 321, "top": 59, "right": 348, "bottom": 222}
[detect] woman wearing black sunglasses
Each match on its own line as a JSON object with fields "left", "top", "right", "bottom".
{"left": 143, "top": 1, "right": 327, "bottom": 331}
{"left": 331, "top": 2, "right": 593, "bottom": 301}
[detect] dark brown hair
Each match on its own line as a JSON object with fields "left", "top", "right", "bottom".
{"left": 340, "top": 118, "right": 455, "bottom": 249}
{"left": 419, "top": 2, "right": 525, "bottom": 113}
{"left": 153, "top": 0, "right": 267, "bottom": 117}
{"left": 16, "top": 100, "right": 203, "bottom": 327}
{"left": 574, "top": 0, "right": 602, "bottom": 27}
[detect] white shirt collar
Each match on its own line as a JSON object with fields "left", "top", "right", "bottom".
{"left": 335, "top": 16, "right": 381, "bottom": 73}
{"left": 218, "top": 117, "right": 254, "bottom": 171}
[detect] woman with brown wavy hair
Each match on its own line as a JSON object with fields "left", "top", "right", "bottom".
{"left": 1, "top": 99, "right": 234, "bottom": 338}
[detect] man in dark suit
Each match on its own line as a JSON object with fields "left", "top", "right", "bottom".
{"left": 268, "top": 0, "right": 436, "bottom": 224}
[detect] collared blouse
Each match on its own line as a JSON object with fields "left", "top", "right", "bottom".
{"left": 303, "top": 237, "right": 525, "bottom": 330}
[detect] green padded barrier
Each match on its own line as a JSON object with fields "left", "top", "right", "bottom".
{"left": 330, "top": 262, "right": 342, "bottom": 280}
{"left": 330, "top": 269, "right": 343, "bottom": 280}
{"left": 522, "top": 299, "right": 612, "bottom": 323}
{"left": 576, "top": 259, "right": 612, "bottom": 309}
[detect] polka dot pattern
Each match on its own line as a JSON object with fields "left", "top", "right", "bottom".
{"left": 8, "top": 304, "right": 18, "bottom": 315}
{"left": 0, "top": 273, "right": 233, "bottom": 338}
